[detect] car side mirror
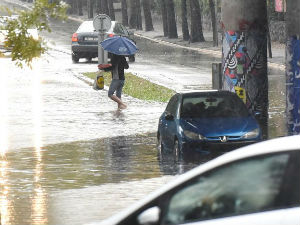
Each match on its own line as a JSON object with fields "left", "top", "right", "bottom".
{"left": 165, "top": 113, "right": 174, "bottom": 121}
{"left": 137, "top": 206, "right": 160, "bottom": 225}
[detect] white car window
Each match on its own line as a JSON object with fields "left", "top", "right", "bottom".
{"left": 119, "top": 24, "right": 129, "bottom": 36}
{"left": 162, "top": 152, "right": 296, "bottom": 225}
{"left": 113, "top": 23, "right": 125, "bottom": 35}
{"left": 77, "top": 21, "right": 94, "bottom": 32}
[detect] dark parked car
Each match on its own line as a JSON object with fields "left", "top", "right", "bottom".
{"left": 157, "top": 90, "right": 262, "bottom": 156}
{"left": 71, "top": 20, "right": 135, "bottom": 63}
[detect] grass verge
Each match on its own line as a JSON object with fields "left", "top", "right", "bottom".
{"left": 84, "top": 71, "right": 175, "bottom": 102}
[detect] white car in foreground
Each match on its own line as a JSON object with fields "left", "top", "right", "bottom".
{"left": 89, "top": 135, "right": 300, "bottom": 225}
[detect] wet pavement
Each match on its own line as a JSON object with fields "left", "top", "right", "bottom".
{"left": 0, "top": 1, "right": 288, "bottom": 224}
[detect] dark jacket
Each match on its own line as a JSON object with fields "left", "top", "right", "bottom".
{"left": 109, "top": 55, "right": 129, "bottom": 80}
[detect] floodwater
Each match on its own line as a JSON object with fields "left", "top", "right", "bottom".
{"left": 0, "top": 133, "right": 183, "bottom": 225}
{"left": 0, "top": 9, "right": 288, "bottom": 225}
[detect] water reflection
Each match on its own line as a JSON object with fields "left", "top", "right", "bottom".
{"left": 0, "top": 66, "right": 9, "bottom": 157}
{"left": 0, "top": 160, "right": 12, "bottom": 225}
{"left": 31, "top": 62, "right": 47, "bottom": 225}
{"left": 157, "top": 148, "right": 224, "bottom": 175}
{"left": 0, "top": 59, "right": 11, "bottom": 225}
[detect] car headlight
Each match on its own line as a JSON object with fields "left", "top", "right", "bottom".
{"left": 183, "top": 130, "right": 205, "bottom": 140}
{"left": 242, "top": 128, "right": 260, "bottom": 139}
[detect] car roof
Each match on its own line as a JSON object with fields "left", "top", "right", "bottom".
{"left": 179, "top": 90, "right": 236, "bottom": 98}
{"left": 78, "top": 20, "right": 117, "bottom": 32}
{"left": 95, "top": 135, "right": 300, "bottom": 225}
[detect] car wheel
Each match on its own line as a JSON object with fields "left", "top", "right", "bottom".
{"left": 173, "top": 140, "right": 182, "bottom": 161}
{"left": 129, "top": 55, "right": 135, "bottom": 62}
{"left": 72, "top": 53, "right": 79, "bottom": 63}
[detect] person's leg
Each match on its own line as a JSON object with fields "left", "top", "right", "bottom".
{"left": 115, "top": 80, "right": 124, "bottom": 98}
{"left": 108, "top": 80, "right": 126, "bottom": 109}
{"left": 115, "top": 80, "right": 126, "bottom": 109}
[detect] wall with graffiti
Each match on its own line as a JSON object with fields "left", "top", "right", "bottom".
{"left": 222, "top": 30, "right": 268, "bottom": 114}
{"left": 286, "top": 36, "right": 300, "bottom": 135}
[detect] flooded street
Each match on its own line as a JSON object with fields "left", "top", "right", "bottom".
{"left": 1, "top": 133, "right": 182, "bottom": 225}
{"left": 0, "top": 50, "right": 172, "bottom": 224}
{"left": 0, "top": 7, "right": 288, "bottom": 225}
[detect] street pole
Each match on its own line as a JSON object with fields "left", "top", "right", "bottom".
{"left": 97, "top": 19, "right": 107, "bottom": 65}
{"left": 221, "top": 0, "right": 268, "bottom": 139}
{"left": 98, "top": 27, "right": 104, "bottom": 64}
{"left": 286, "top": 0, "right": 300, "bottom": 135}
{"left": 93, "top": 14, "right": 111, "bottom": 65}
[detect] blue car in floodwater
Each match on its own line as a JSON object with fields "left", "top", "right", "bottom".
{"left": 157, "top": 90, "right": 262, "bottom": 155}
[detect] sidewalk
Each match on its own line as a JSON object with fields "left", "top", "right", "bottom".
{"left": 133, "top": 18, "right": 285, "bottom": 71}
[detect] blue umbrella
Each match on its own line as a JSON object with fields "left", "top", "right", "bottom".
{"left": 100, "top": 36, "right": 138, "bottom": 56}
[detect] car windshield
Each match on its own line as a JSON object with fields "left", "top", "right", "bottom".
{"left": 180, "top": 94, "right": 250, "bottom": 118}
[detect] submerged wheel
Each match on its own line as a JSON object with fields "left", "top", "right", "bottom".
{"left": 72, "top": 53, "right": 79, "bottom": 63}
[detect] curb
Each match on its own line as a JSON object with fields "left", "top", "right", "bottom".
{"left": 134, "top": 33, "right": 222, "bottom": 57}
{"left": 134, "top": 34, "right": 285, "bottom": 71}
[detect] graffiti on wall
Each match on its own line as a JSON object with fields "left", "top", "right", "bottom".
{"left": 222, "top": 30, "right": 267, "bottom": 113}
{"left": 286, "top": 36, "right": 300, "bottom": 134}
{"left": 275, "top": 0, "right": 286, "bottom": 12}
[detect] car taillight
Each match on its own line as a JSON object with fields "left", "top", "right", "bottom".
{"left": 108, "top": 34, "right": 114, "bottom": 38}
{"left": 72, "top": 33, "right": 78, "bottom": 42}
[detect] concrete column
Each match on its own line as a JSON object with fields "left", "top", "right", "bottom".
{"left": 221, "top": 0, "right": 268, "bottom": 139}
{"left": 286, "top": 1, "right": 300, "bottom": 135}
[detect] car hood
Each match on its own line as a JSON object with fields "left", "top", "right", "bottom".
{"left": 180, "top": 116, "right": 258, "bottom": 137}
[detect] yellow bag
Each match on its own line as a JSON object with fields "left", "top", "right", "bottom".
{"left": 93, "top": 71, "right": 104, "bottom": 90}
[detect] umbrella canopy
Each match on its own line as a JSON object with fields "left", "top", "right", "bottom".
{"left": 100, "top": 36, "right": 138, "bottom": 56}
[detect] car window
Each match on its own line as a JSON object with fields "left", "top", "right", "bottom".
{"left": 181, "top": 94, "right": 249, "bottom": 118}
{"left": 165, "top": 95, "right": 178, "bottom": 116}
{"left": 113, "top": 23, "right": 125, "bottom": 35}
{"left": 119, "top": 24, "right": 129, "bottom": 36}
{"left": 161, "top": 151, "right": 299, "bottom": 225}
{"left": 77, "top": 21, "right": 94, "bottom": 32}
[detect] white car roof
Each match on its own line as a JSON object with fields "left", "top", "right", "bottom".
{"left": 89, "top": 135, "right": 300, "bottom": 225}
{"left": 78, "top": 20, "right": 117, "bottom": 32}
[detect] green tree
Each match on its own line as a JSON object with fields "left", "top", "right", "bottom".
{"left": 142, "top": 0, "right": 154, "bottom": 31}
{"left": 160, "top": 0, "right": 168, "bottom": 37}
{"left": 190, "top": 0, "right": 205, "bottom": 42}
{"left": 166, "top": 0, "right": 178, "bottom": 38}
{"left": 121, "top": 0, "right": 129, "bottom": 26}
{"left": 0, "top": 0, "right": 68, "bottom": 68}
{"left": 181, "top": 0, "right": 190, "bottom": 41}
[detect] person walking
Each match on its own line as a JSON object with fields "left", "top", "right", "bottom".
{"left": 107, "top": 54, "right": 129, "bottom": 110}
